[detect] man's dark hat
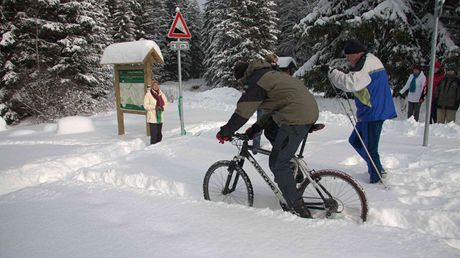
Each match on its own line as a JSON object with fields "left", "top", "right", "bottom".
{"left": 234, "top": 61, "right": 249, "bottom": 80}
{"left": 343, "top": 39, "right": 367, "bottom": 54}
{"left": 446, "top": 63, "right": 456, "bottom": 71}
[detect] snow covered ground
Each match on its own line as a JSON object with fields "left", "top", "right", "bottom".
{"left": 1, "top": 81, "right": 460, "bottom": 257}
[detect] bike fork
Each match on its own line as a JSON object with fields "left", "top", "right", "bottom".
{"left": 222, "top": 159, "right": 244, "bottom": 195}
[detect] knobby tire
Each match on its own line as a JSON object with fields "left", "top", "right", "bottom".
{"left": 299, "top": 169, "right": 368, "bottom": 222}
{"left": 203, "top": 160, "right": 254, "bottom": 206}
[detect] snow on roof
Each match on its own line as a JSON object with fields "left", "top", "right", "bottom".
{"left": 277, "top": 56, "right": 297, "bottom": 68}
{"left": 100, "top": 40, "right": 164, "bottom": 65}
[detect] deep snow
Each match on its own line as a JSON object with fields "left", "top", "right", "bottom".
{"left": 1, "top": 81, "right": 460, "bottom": 258}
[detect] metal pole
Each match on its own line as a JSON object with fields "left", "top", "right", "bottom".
{"left": 423, "top": 0, "right": 444, "bottom": 146}
{"left": 177, "top": 38, "right": 186, "bottom": 135}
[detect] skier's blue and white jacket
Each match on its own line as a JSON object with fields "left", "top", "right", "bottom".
{"left": 328, "top": 53, "right": 397, "bottom": 122}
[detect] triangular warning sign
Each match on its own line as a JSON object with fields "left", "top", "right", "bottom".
{"left": 167, "top": 11, "right": 192, "bottom": 39}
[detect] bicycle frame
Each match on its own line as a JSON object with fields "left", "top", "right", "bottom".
{"left": 228, "top": 139, "right": 289, "bottom": 206}
{"left": 224, "top": 130, "right": 338, "bottom": 212}
{"left": 292, "top": 158, "right": 333, "bottom": 210}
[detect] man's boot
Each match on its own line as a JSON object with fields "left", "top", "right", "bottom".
{"left": 293, "top": 200, "right": 312, "bottom": 219}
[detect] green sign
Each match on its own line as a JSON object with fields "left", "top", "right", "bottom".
{"left": 119, "top": 69, "right": 145, "bottom": 110}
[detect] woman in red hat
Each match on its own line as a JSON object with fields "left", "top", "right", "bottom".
{"left": 422, "top": 61, "right": 445, "bottom": 123}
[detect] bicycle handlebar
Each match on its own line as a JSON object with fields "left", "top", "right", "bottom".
{"left": 232, "top": 133, "right": 250, "bottom": 141}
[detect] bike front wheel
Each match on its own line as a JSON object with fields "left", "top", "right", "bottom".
{"left": 299, "top": 169, "right": 368, "bottom": 223}
{"left": 203, "top": 160, "right": 254, "bottom": 206}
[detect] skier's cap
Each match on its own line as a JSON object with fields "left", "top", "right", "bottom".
{"left": 446, "top": 63, "right": 456, "bottom": 71}
{"left": 343, "top": 39, "right": 367, "bottom": 55}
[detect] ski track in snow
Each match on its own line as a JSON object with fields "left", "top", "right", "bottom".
{"left": 1, "top": 88, "right": 460, "bottom": 255}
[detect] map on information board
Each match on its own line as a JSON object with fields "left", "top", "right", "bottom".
{"left": 119, "top": 70, "right": 145, "bottom": 111}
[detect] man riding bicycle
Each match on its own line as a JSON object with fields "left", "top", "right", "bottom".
{"left": 216, "top": 59, "right": 319, "bottom": 218}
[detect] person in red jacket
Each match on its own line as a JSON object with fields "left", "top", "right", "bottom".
{"left": 421, "top": 61, "right": 445, "bottom": 123}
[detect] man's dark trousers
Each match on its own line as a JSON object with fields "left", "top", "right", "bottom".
{"left": 269, "top": 124, "right": 311, "bottom": 208}
{"left": 349, "top": 120, "right": 385, "bottom": 182}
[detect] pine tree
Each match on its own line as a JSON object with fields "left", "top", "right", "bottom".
{"left": 441, "top": 0, "right": 459, "bottom": 46}
{"left": 275, "top": 0, "right": 311, "bottom": 59}
{"left": 202, "top": 0, "right": 228, "bottom": 87}
{"left": 420, "top": 0, "right": 460, "bottom": 65}
{"left": 138, "top": 0, "right": 173, "bottom": 81}
{"left": 0, "top": 5, "right": 18, "bottom": 124}
{"left": 181, "top": 0, "right": 204, "bottom": 79}
{"left": 293, "top": 0, "right": 458, "bottom": 95}
{"left": 55, "top": 0, "right": 113, "bottom": 99}
{"left": 204, "top": 0, "right": 279, "bottom": 88}
{"left": 0, "top": 0, "right": 113, "bottom": 122}
{"left": 111, "top": 0, "right": 138, "bottom": 42}
{"left": 1, "top": 0, "right": 62, "bottom": 122}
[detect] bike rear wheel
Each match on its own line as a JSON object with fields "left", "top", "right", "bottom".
{"left": 203, "top": 160, "right": 254, "bottom": 206}
{"left": 299, "top": 169, "right": 368, "bottom": 222}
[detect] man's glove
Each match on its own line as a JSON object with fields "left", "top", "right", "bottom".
{"left": 245, "top": 123, "right": 263, "bottom": 140}
{"left": 216, "top": 125, "right": 232, "bottom": 144}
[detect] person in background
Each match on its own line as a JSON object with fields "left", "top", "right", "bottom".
{"left": 252, "top": 53, "right": 279, "bottom": 154}
{"left": 265, "top": 53, "right": 279, "bottom": 70}
{"left": 326, "top": 39, "right": 397, "bottom": 184}
{"left": 435, "top": 64, "right": 460, "bottom": 124}
{"left": 216, "top": 59, "right": 319, "bottom": 218}
{"left": 399, "top": 65, "right": 426, "bottom": 121}
{"left": 421, "top": 61, "right": 445, "bottom": 123}
{"left": 144, "top": 79, "right": 167, "bottom": 144}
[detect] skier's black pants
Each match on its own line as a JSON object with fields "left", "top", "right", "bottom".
{"left": 149, "top": 123, "right": 163, "bottom": 144}
{"left": 269, "top": 124, "right": 311, "bottom": 209}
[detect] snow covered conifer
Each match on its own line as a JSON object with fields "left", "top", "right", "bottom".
{"left": 181, "top": 0, "right": 204, "bottom": 79}
{"left": 204, "top": 0, "right": 279, "bottom": 88}
{"left": 111, "top": 0, "right": 138, "bottom": 42}
{"left": 138, "top": 0, "right": 173, "bottom": 81}
{"left": 202, "top": 0, "right": 228, "bottom": 87}
{"left": 0, "top": 0, "right": 113, "bottom": 122}
{"left": 294, "top": 0, "right": 458, "bottom": 95}
{"left": 274, "top": 0, "right": 311, "bottom": 59}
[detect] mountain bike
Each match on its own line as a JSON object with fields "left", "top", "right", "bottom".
{"left": 203, "top": 124, "right": 368, "bottom": 222}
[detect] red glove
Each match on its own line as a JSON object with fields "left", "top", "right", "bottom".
{"left": 216, "top": 133, "right": 231, "bottom": 144}
{"left": 216, "top": 125, "right": 232, "bottom": 144}
{"left": 245, "top": 124, "right": 263, "bottom": 140}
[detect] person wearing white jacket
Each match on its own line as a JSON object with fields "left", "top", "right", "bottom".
{"left": 144, "top": 80, "right": 167, "bottom": 144}
{"left": 399, "top": 65, "right": 426, "bottom": 121}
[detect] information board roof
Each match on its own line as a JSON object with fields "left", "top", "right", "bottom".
{"left": 101, "top": 40, "right": 164, "bottom": 65}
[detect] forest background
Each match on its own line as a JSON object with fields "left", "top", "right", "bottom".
{"left": 0, "top": 0, "right": 458, "bottom": 124}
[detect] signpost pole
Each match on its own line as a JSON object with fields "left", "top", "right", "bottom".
{"left": 168, "top": 6, "right": 191, "bottom": 136}
{"left": 177, "top": 38, "right": 185, "bottom": 136}
{"left": 423, "top": 0, "right": 445, "bottom": 146}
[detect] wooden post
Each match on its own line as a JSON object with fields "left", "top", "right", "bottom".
{"left": 144, "top": 61, "right": 152, "bottom": 136}
{"left": 114, "top": 65, "right": 125, "bottom": 135}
